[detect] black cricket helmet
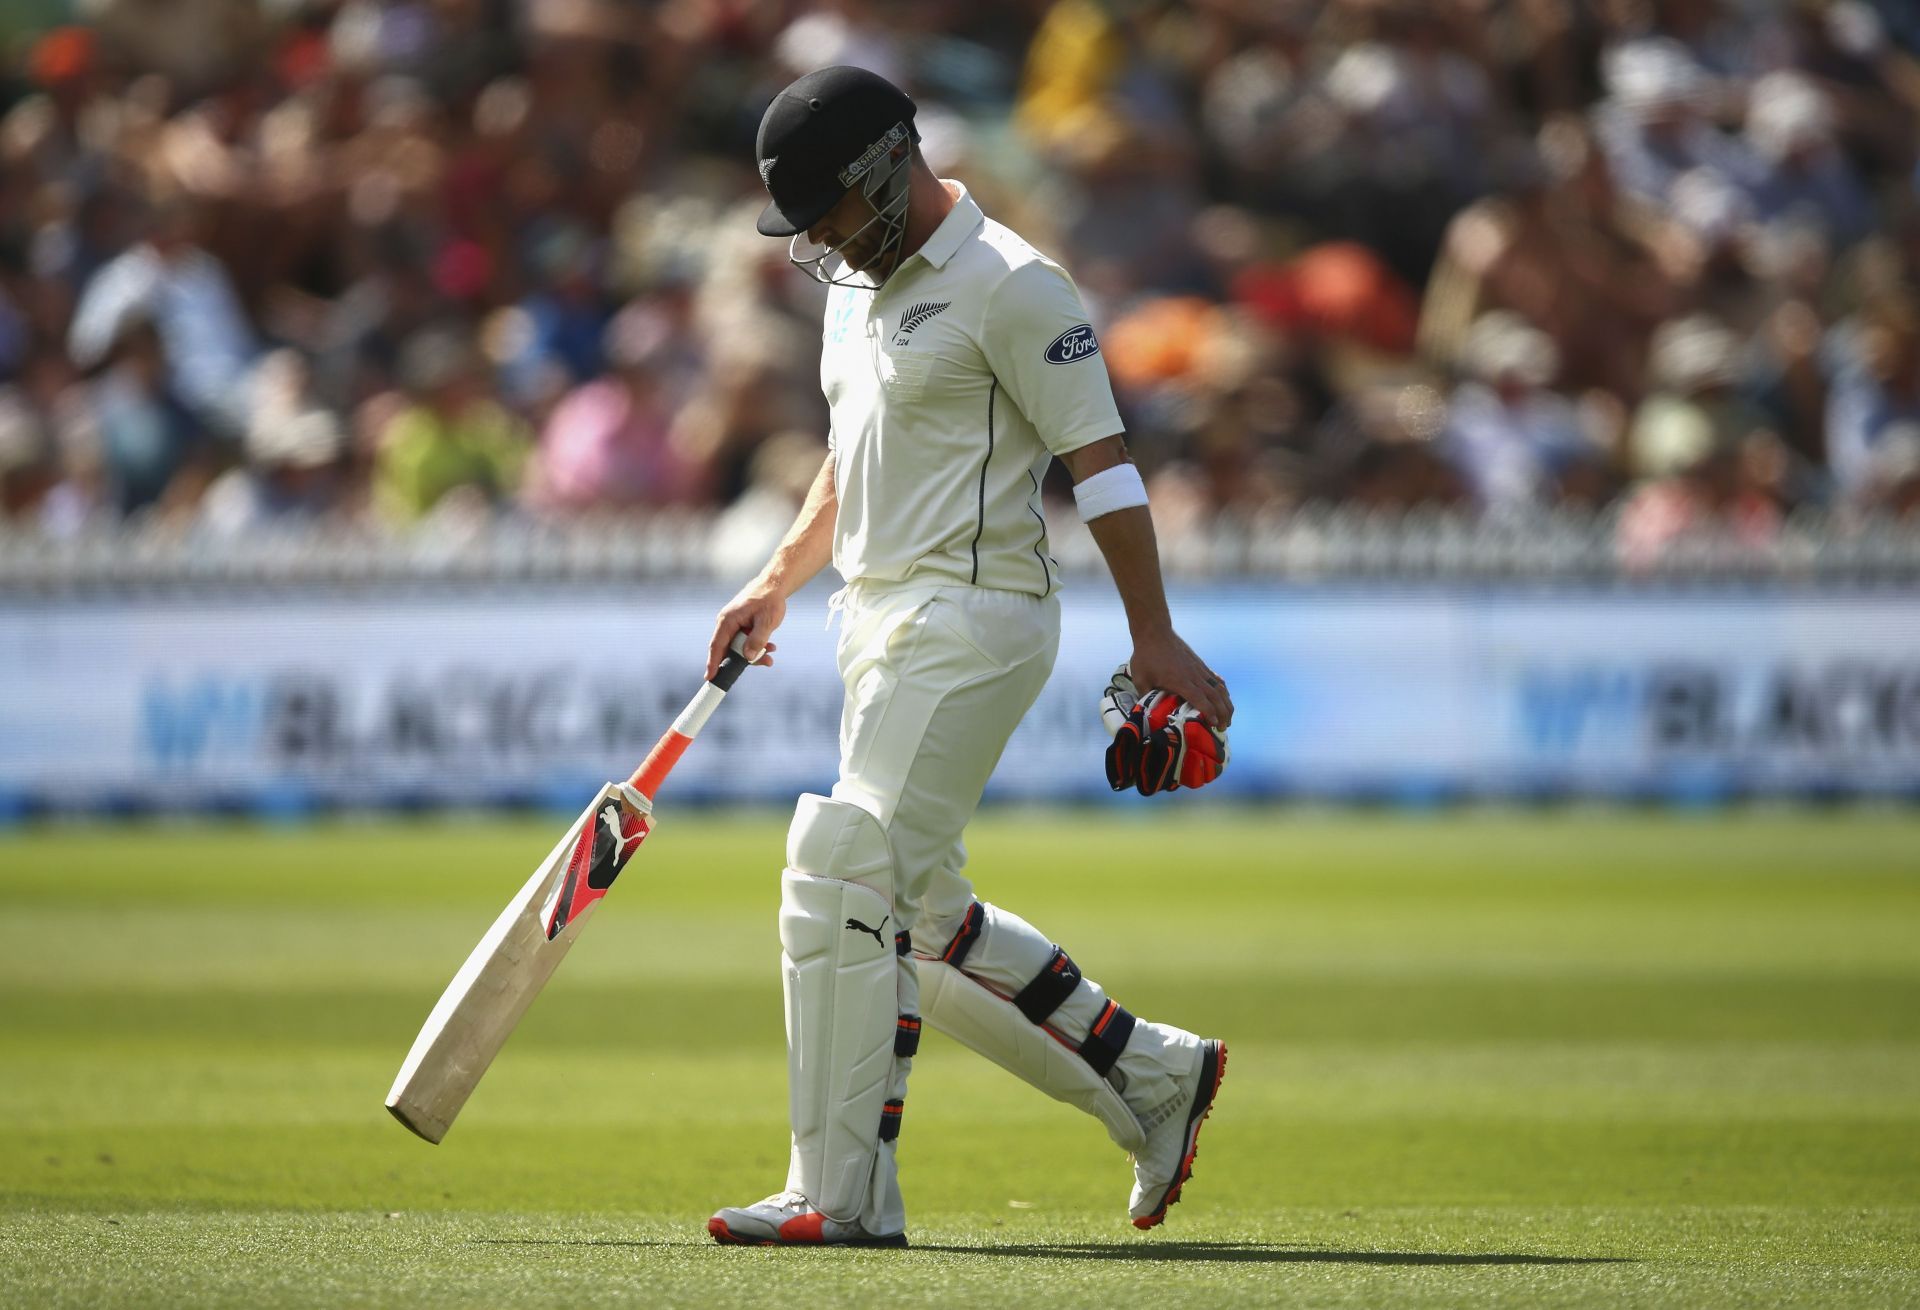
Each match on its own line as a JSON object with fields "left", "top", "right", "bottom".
{"left": 755, "top": 66, "right": 918, "bottom": 286}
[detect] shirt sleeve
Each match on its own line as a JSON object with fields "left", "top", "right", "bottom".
{"left": 68, "top": 251, "right": 161, "bottom": 370}
{"left": 980, "top": 258, "right": 1124, "bottom": 457}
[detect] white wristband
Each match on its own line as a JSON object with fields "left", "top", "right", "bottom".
{"left": 1072, "top": 462, "right": 1149, "bottom": 522}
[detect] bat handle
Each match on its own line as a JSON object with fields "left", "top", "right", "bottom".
{"left": 625, "top": 632, "right": 758, "bottom": 802}
{"left": 710, "top": 630, "right": 753, "bottom": 692}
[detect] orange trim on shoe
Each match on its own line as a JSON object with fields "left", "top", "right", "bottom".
{"left": 777, "top": 1211, "right": 828, "bottom": 1243}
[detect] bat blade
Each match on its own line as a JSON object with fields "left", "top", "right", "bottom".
{"left": 385, "top": 785, "right": 624, "bottom": 1143}
{"left": 384, "top": 635, "right": 748, "bottom": 1144}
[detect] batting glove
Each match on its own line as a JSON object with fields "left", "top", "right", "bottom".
{"left": 1100, "top": 664, "right": 1230, "bottom": 796}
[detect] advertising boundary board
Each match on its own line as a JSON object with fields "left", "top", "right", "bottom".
{"left": 2, "top": 583, "right": 1917, "bottom": 817}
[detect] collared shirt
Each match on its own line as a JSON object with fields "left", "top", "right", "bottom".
{"left": 820, "top": 182, "right": 1123, "bottom": 596}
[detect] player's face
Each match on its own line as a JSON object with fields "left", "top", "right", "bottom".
{"left": 807, "top": 186, "right": 887, "bottom": 274}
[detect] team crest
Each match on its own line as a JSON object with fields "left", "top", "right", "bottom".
{"left": 758, "top": 157, "right": 777, "bottom": 189}
{"left": 892, "top": 301, "right": 950, "bottom": 347}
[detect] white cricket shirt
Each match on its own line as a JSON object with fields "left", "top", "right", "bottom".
{"left": 820, "top": 182, "right": 1123, "bottom": 597}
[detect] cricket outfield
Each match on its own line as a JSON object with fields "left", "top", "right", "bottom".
{"left": 2, "top": 810, "right": 1917, "bottom": 1308}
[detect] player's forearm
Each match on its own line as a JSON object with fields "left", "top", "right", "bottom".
{"left": 755, "top": 454, "right": 838, "bottom": 599}
{"left": 1086, "top": 505, "right": 1174, "bottom": 639}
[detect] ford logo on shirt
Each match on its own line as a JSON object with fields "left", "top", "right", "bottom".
{"left": 1044, "top": 324, "right": 1101, "bottom": 365}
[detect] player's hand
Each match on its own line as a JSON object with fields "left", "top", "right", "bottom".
{"left": 1100, "top": 665, "right": 1230, "bottom": 795}
{"left": 1126, "top": 627, "right": 1232, "bottom": 729}
{"left": 708, "top": 588, "right": 784, "bottom": 680}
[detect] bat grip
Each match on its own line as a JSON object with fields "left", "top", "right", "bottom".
{"left": 710, "top": 631, "right": 753, "bottom": 692}
{"left": 627, "top": 734, "right": 690, "bottom": 801}
{"left": 626, "top": 632, "right": 757, "bottom": 801}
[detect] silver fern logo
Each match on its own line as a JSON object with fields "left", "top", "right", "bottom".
{"left": 892, "top": 300, "right": 950, "bottom": 347}
{"left": 758, "top": 157, "right": 777, "bottom": 190}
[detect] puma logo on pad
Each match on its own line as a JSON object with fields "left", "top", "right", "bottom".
{"left": 845, "top": 916, "right": 888, "bottom": 948}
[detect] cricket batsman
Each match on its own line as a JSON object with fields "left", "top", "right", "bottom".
{"left": 705, "top": 66, "right": 1234, "bottom": 1247}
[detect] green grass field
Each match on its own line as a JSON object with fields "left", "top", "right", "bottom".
{"left": 3, "top": 810, "right": 1918, "bottom": 1308}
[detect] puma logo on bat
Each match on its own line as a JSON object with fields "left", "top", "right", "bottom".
{"left": 845, "top": 916, "right": 888, "bottom": 948}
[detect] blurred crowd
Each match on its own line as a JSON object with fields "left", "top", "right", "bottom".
{"left": 1, "top": 0, "right": 1918, "bottom": 566}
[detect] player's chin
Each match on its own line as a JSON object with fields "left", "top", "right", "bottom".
{"left": 843, "top": 240, "right": 890, "bottom": 272}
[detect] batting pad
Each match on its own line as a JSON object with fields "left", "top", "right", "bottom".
{"left": 920, "top": 958, "right": 1145, "bottom": 1154}
{"left": 780, "top": 797, "right": 900, "bottom": 1224}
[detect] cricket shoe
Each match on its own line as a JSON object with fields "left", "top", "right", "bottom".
{"left": 708, "top": 1191, "right": 908, "bottom": 1248}
{"left": 1128, "top": 1038, "right": 1227, "bottom": 1229}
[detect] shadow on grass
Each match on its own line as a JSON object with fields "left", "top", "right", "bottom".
{"left": 475, "top": 1237, "right": 1631, "bottom": 1266}
{"left": 906, "top": 1242, "right": 1631, "bottom": 1266}
{"left": 474, "top": 1239, "right": 679, "bottom": 1249}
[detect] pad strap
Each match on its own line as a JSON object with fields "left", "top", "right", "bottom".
{"left": 1012, "top": 947, "right": 1083, "bottom": 1025}
{"left": 878, "top": 1098, "right": 904, "bottom": 1142}
{"left": 1075, "top": 1000, "right": 1136, "bottom": 1077}
{"left": 894, "top": 1014, "right": 921, "bottom": 1058}
{"left": 939, "top": 901, "right": 985, "bottom": 967}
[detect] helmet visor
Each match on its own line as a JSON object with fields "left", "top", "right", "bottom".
{"left": 782, "top": 147, "right": 911, "bottom": 287}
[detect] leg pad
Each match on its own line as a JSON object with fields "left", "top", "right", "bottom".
{"left": 781, "top": 796, "right": 900, "bottom": 1223}
{"left": 919, "top": 958, "right": 1145, "bottom": 1153}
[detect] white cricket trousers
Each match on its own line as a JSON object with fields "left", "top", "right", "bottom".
{"left": 829, "top": 577, "right": 1058, "bottom": 932}
{"left": 828, "top": 575, "right": 1154, "bottom": 1054}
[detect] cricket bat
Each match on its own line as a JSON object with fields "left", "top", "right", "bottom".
{"left": 384, "top": 634, "right": 757, "bottom": 1143}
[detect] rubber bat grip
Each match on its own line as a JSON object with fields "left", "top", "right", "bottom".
{"left": 710, "top": 651, "right": 750, "bottom": 692}
{"left": 709, "top": 631, "right": 753, "bottom": 692}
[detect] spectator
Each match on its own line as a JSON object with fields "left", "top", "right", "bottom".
{"left": 83, "top": 0, "right": 260, "bottom": 92}
{"left": 773, "top": 1, "right": 908, "bottom": 86}
{"left": 1441, "top": 312, "right": 1593, "bottom": 511}
{"left": 509, "top": 224, "right": 613, "bottom": 399}
{"left": 1420, "top": 120, "right": 1683, "bottom": 398}
{"left": 526, "top": 300, "right": 711, "bottom": 513}
{"left": 1199, "top": 11, "right": 1311, "bottom": 212}
{"left": 197, "top": 410, "right": 346, "bottom": 539}
{"left": 1313, "top": 377, "right": 1471, "bottom": 511}
{"left": 1744, "top": 267, "right": 1832, "bottom": 482}
{"left": 1826, "top": 296, "right": 1920, "bottom": 502}
{"left": 0, "top": 0, "right": 1911, "bottom": 557}
{"left": 0, "top": 387, "right": 58, "bottom": 525}
{"left": 1024, "top": 103, "right": 1208, "bottom": 307}
{"left": 1629, "top": 314, "right": 1773, "bottom": 479}
{"left": 1342, "top": 437, "right": 1471, "bottom": 512}
{"left": 1616, "top": 441, "right": 1784, "bottom": 571}
{"left": 1593, "top": 37, "right": 1757, "bottom": 245}
{"left": 1741, "top": 71, "right": 1873, "bottom": 248}
{"left": 67, "top": 194, "right": 259, "bottom": 438}
{"left": 709, "top": 428, "right": 830, "bottom": 578}
{"left": 197, "top": 349, "right": 347, "bottom": 537}
{"left": 86, "top": 317, "right": 207, "bottom": 518}
{"left": 374, "top": 327, "right": 529, "bottom": 522}
{"left": 1859, "top": 422, "right": 1920, "bottom": 518}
